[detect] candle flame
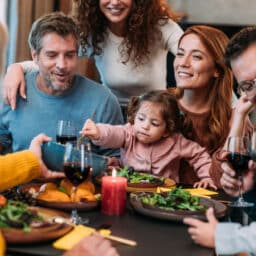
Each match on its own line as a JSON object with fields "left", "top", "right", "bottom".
{"left": 112, "top": 168, "right": 117, "bottom": 177}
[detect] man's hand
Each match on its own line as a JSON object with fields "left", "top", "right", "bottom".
{"left": 220, "top": 160, "right": 255, "bottom": 196}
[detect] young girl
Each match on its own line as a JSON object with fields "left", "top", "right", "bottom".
{"left": 81, "top": 89, "right": 216, "bottom": 189}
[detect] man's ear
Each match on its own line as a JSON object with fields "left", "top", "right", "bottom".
{"left": 31, "top": 50, "right": 38, "bottom": 64}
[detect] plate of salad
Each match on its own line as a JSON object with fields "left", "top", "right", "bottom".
{"left": 117, "top": 166, "right": 165, "bottom": 188}
{"left": 130, "top": 188, "right": 227, "bottom": 222}
{"left": 0, "top": 198, "right": 72, "bottom": 244}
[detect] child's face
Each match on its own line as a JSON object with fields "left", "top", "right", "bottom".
{"left": 134, "top": 101, "right": 167, "bottom": 144}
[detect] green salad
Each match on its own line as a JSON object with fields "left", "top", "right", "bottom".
{"left": 118, "top": 166, "right": 164, "bottom": 184}
{"left": 140, "top": 188, "right": 206, "bottom": 212}
{"left": 0, "top": 200, "right": 43, "bottom": 232}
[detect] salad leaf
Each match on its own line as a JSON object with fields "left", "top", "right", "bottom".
{"left": 140, "top": 187, "right": 206, "bottom": 212}
{"left": 0, "top": 200, "right": 43, "bottom": 232}
{"left": 118, "top": 166, "right": 163, "bottom": 184}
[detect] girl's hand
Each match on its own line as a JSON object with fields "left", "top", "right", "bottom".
{"left": 80, "top": 119, "right": 100, "bottom": 140}
{"left": 193, "top": 178, "right": 217, "bottom": 190}
{"left": 183, "top": 207, "right": 218, "bottom": 248}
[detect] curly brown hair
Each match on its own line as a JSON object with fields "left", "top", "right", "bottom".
{"left": 127, "top": 88, "right": 183, "bottom": 134}
{"left": 178, "top": 25, "right": 233, "bottom": 153}
{"left": 71, "top": 0, "right": 178, "bottom": 66}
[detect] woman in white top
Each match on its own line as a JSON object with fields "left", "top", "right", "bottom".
{"left": 3, "top": 0, "right": 183, "bottom": 109}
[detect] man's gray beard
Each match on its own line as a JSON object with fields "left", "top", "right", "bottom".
{"left": 46, "top": 78, "right": 73, "bottom": 93}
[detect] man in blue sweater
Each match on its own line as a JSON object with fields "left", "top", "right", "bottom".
{"left": 0, "top": 12, "right": 123, "bottom": 159}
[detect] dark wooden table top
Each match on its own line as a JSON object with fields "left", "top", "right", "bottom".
{"left": 6, "top": 198, "right": 219, "bottom": 256}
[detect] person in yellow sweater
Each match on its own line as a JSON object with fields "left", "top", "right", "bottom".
{"left": 0, "top": 133, "right": 64, "bottom": 191}
{"left": 0, "top": 133, "right": 119, "bottom": 256}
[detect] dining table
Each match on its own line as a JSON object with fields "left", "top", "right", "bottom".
{"left": 5, "top": 187, "right": 230, "bottom": 256}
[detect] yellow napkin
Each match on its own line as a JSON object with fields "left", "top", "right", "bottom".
{"left": 53, "top": 225, "right": 111, "bottom": 251}
{"left": 156, "top": 187, "right": 218, "bottom": 198}
{"left": 185, "top": 188, "right": 218, "bottom": 196}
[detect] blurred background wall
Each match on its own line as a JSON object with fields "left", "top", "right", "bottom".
{"left": 168, "top": 0, "right": 255, "bottom": 25}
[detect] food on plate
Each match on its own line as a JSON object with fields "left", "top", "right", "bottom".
{"left": 59, "top": 178, "right": 73, "bottom": 196}
{"left": 77, "top": 180, "right": 95, "bottom": 194}
{"left": 0, "top": 195, "right": 7, "bottom": 207}
{"left": 118, "top": 166, "right": 164, "bottom": 184}
{"left": 140, "top": 187, "right": 207, "bottom": 212}
{"left": 37, "top": 190, "right": 71, "bottom": 202}
{"left": 0, "top": 200, "right": 45, "bottom": 232}
{"left": 29, "top": 178, "right": 97, "bottom": 203}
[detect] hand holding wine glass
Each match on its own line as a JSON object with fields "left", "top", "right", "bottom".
{"left": 63, "top": 142, "right": 92, "bottom": 224}
{"left": 226, "top": 136, "right": 254, "bottom": 207}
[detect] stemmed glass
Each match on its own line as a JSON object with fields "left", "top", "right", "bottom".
{"left": 226, "top": 136, "right": 254, "bottom": 207}
{"left": 56, "top": 120, "right": 77, "bottom": 145}
{"left": 63, "top": 142, "right": 92, "bottom": 224}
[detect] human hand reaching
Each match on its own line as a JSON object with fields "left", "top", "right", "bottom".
{"left": 80, "top": 119, "right": 100, "bottom": 140}
{"left": 183, "top": 207, "right": 218, "bottom": 248}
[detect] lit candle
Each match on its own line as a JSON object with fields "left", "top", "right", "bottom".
{"left": 101, "top": 170, "right": 127, "bottom": 215}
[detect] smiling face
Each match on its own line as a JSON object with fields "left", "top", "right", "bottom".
{"left": 100, "top": 0, "right": 133, "bottom": 35}
{"left": 133, "top": 101, "right": 168, "bottom": 144}
{"left": 231, "top": 43, "right": 256, "bottom": 104}
{"left": 32, "top": 32, "right": 78, "bottom": 95}
{"left": 174, "top": 33, "right": 219, "bottom": 90}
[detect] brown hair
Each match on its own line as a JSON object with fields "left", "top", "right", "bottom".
{"left": 127, "top": 88, "right": 183, "bottom": 134}
{"left": 224, "top": 26, "right": 256, "bottom": 67}
{"left": 72, "top": 0, "right": 179, "bottom": 66}
{"left": 29, "top": 12, "right": 79, "bottom": 54}
{"left": 178, "top": 25, "right": 233, "bottom": 153}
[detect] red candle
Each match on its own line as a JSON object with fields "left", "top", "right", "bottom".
{"left": 101, "top": 175, "right": 127, "bottom": 215}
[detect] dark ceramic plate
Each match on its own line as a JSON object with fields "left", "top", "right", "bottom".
{"left": 130, "top": 192, "right": 227, "bottom": 222}
{"left": 2, "top": 206, "right": 72, "bottom": 244}
{"left": 18, "top": 183, "right": 99, "bottom": 211}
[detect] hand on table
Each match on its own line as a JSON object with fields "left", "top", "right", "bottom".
{"left": 29, "top": 133, "right": 64, "bottom": 179}
{"left": 193, "top": 178, "right": 217, "bottom": 190}
{"left": 183, "top": 207, "right": 217, "bottom": 248}
{"left": 62, "top": 233, "right": 120, "bottom": 256}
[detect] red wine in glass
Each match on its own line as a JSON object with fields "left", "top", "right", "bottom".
{"left": 226, "top": 153, "right": 251, "bottom": 177}
{"left": 56, "top": 135, "right": 77, "bottom": 145}
{"left": 63, "top": 162, "right": 90, "bottom": 186}
{"left": 226, "top": 136, "right": 254, "bottom": 207}
{"left": 56, "top": 120, "right": 77, "bottom": 145}
{"left": 63, "top": 143, "right": 92, "bottom": 224}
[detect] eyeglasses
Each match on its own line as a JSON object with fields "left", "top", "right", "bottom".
{"left": 237, "top": 79, "right": 256, "bottom": 95}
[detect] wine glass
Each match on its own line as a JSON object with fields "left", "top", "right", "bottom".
{"left": 226, "top": 136, "right": 254, "bottom": 207}
{"left": 56, "top": 120, "right": 77, "bottom": 145}
{"left": 63, "top": 142, "right": 92, "bottom": 224}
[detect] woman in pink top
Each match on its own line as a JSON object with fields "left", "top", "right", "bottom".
{"left": 81, "top": 89, "right": 216, "bottom": 189}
